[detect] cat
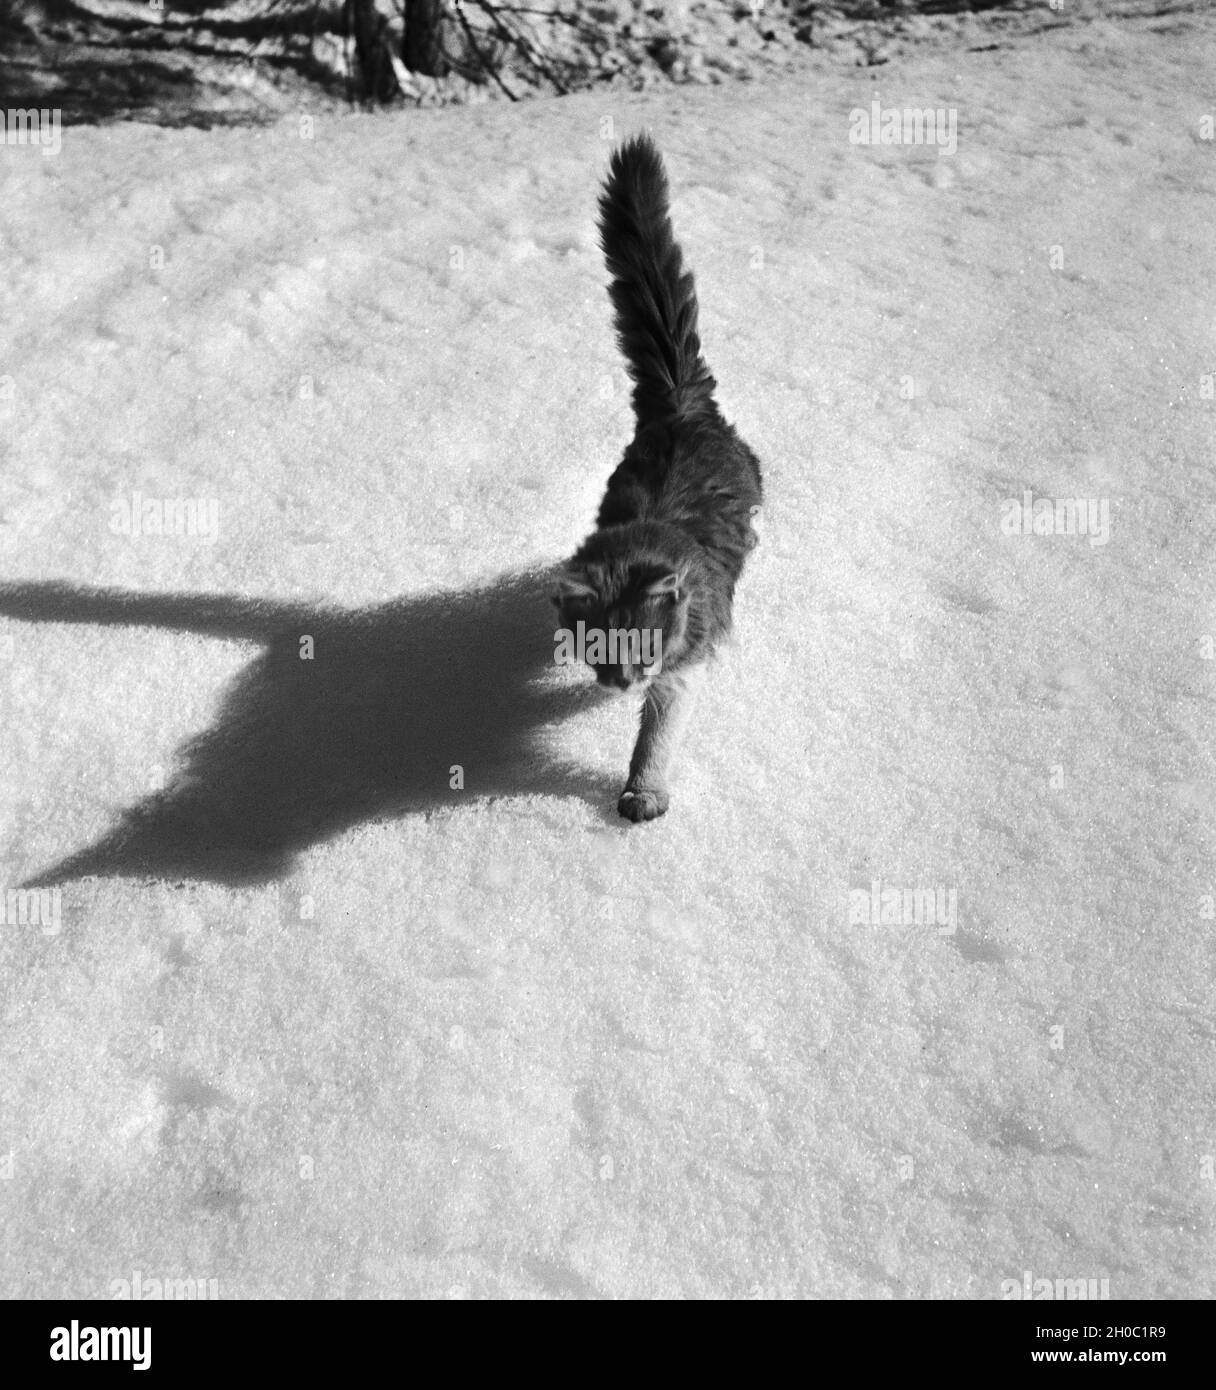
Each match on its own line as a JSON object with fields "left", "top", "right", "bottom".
{"left": 553, "top": 135, "right": 762, "bottom": 823}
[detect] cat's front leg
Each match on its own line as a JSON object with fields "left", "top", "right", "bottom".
{"left": 618, "top": 665, "right": 702, "bottom": 823}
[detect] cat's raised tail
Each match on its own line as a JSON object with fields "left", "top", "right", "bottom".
{"left": 598, "top": 134, "right": 718, "bottom": 430}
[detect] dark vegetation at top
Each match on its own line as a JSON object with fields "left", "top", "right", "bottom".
{"left": 0, "top": 1, "right": 1198, "bottom": 126}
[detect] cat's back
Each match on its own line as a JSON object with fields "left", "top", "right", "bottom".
{"left": 595, "top": 414, "right": 759, "bottom": 571}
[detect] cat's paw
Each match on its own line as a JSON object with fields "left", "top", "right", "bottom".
{"left": 617, "top": 787, "right": 669, "bottom": 822}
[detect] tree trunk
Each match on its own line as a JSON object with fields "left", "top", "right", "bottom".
{"left": 347, "top": 0, "right": 399, "bottom": 101}
{"left": 403, "top": 0, "right": 448, "bottom": 77}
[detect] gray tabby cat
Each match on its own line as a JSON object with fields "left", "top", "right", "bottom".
{"left": 553, "top": 135, "right": 762, "bottom": 822}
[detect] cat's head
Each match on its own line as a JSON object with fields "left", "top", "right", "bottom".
{"left": 552, "top": 560, "right": 691, "bottom": 689}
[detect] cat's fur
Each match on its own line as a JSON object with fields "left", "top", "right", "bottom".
{"left": 553, "top": 135, "right": 762, "bottom": 822}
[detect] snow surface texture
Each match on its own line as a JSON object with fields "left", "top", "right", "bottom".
{"left": 1, "top": 18, "right": 1214, "bottom": 1299}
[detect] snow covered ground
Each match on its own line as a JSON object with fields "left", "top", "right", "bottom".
{"left": 1, "top": 14, "right": 1214, "bottom": 1299}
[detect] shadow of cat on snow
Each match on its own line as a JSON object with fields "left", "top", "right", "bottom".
{"left": 0, "top": 569, "right": 619, "bottom": 888}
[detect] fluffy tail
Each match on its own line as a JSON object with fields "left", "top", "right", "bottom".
{"left": 598, "top": 135, "right": 717, "bottom": 428}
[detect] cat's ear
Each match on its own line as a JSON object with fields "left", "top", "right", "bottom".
{"left": 644, "top": 572, "right": 684, "bottom": 601}
{"left": 552, "top": 570, "right": 597, "bottom": 607}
